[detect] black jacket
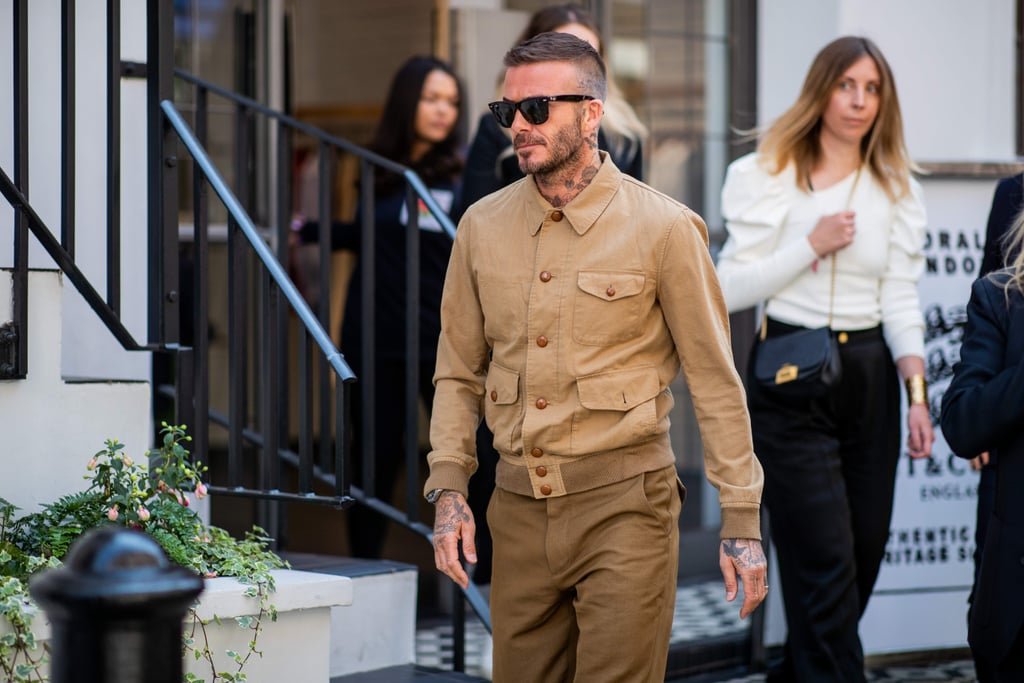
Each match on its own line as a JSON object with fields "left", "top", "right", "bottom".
{"left": 941, "top": 272, "right": 1024, "bottom": 667}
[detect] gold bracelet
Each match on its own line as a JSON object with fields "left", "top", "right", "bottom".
{"left": 905, "top": 375, "right": 928, "bottom": 407}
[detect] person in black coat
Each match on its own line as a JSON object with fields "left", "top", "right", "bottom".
{"left": 962, "top": 172, "right": 1023, "bottom": 680}
{"left": 941, "top": 205, "right": 1024, "bottom": 682}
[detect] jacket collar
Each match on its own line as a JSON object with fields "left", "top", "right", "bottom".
{"left": 524, "top": 151, "right": 621, "bottom": 237}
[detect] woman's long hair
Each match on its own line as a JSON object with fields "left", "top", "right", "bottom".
{"left": 758, "top": 36, "right": 914, "bottom": 201}
{"left": 997, "top": 206, "right": 1024, "bottom": 298}
{"left": 369, "top": 56, "right": 464, "bottom": 193}
{"left": 513, "top": 3, "right": 647, "bottom": 157}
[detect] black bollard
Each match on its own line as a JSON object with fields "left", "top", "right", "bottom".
{"left": 29, "top": 525, "right": 204, "bottom": 683}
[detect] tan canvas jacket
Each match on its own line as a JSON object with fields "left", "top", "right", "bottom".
{"left": 425, "top": 154, "right": 763, "bottom": 540}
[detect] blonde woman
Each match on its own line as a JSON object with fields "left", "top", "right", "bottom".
{"left": 716, "top": 36, "right": 934, "bottom": 682}
{"left": 942, "top": 207, "right": 1024, "bottom": 683}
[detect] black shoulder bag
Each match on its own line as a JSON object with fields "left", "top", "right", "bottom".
{"left": 751, "top": 169, "right": 860, "bottom": 398}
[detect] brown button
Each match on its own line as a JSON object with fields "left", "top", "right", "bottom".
{"left": 536, "top": 466, "right": 547, "bottom": 477}
{"left": 540, "top": 484, "right": 552, "bottom": 496}
{"left": 551, "top": 210, "right": 563, "bottom": 221}
{"left": 490, "top": 390, "right": 498, "bottom": 402}
{"left": 531, "top": 447, "right": 543, "bottom": 457}
{"left": 606, "top": 286, "right": 616, "bottom": 297}
{"left": 539, "top": 271, "right": 552, "bottom": 282}
{"left": 535, "top": 397, "right": 547, "bottom": 409}
{"left": 537, "top": 335, "right": 548, "bottom": 347}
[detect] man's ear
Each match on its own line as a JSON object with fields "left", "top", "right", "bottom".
{"left": 584, "top": 98, "right": 604, "bottom": 133}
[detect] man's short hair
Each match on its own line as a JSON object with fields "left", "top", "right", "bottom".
{"left": 504, "top": 31, "right": 608, "bottom": 101}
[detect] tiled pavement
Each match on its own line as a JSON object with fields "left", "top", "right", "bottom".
{"left": 415, "top": 578, "right": 978, "bottom": 682}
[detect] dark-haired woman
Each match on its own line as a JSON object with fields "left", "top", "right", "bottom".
{"left": 300, "top": 56, "right": 464, "bottom": 558}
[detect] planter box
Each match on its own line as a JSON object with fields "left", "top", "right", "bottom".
{"left": 2, "top": 569, "right": 354, "bottom": 682}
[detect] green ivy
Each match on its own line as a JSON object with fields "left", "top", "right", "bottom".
{"left": 0, "top": 423, "right": 287, "bottom": 682}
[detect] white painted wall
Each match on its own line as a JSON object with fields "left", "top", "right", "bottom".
{"left": 759, "top": 0, "right": 1017, "bottom": 161}
{"left": 0, "top": 270, "right": 152, "bottom": 513}
{"left": 0, "top": 0, "right": 150, "bottom": 382}
{"left": 0, "top": 1, "right": 152, "bottom": 513}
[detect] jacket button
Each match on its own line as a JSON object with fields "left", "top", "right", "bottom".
{"left": 531, "top": 447, "right": 543, "bottom": 457}
{"left": 539, "top": 271, "right": 552, "bottom": 282}
{"left": 606, "top": 286, "right": 616, "bottom": 297}
{"left": 540, "top": 484, "right": 552, "bottom": 495}
{"left": 490, "top": 390, "right": 498, "bottom": 402}
{"left": 535, "top": 397, "right": 547, "bottom": 409}
{"left": 537, "top": 335, "right": 548, "bottom": 347}
{"left": 551, "top": 210, "right": 563, "bottom": 221}
{"left": 536, "top": 466, "right": 547, "bottom": 477}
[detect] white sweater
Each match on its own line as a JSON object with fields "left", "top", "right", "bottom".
{"left": 716, "top": 152, "right": 926, "bottom": 361}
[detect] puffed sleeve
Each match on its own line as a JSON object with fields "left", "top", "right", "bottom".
{"left": 940, "top": 276, "right": 1024, "bottom": 458}
{"left": 716, "top": 153, "right": 819, "bottom": 312}
{"left": 879, "top": 177, "right": 927, "bottom": 360}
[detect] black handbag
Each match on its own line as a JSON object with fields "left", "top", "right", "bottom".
{"left": 752, "top": 324, "right": 841, "bottom": 398}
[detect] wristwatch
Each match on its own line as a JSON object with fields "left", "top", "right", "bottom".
{"left": 426, "top": 488, "right": 446, "bottom": 504}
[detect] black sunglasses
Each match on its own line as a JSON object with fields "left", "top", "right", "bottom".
{"left": 488, "top": 95, "right": 595, "bottom": 128}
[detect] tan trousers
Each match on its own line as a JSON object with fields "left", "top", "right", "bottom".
{"left": 488, "top": 465, "right": 683, "bottom": 683}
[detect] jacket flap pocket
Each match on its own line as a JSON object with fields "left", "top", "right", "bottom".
{"left": 577, "top": 270, "right": 645, "bottom": 301}
{"left": 577, "top": 366, "right": 660, "bottom": 411}
{"left": 485, "top": 362, "right": 520, "bottom": 405}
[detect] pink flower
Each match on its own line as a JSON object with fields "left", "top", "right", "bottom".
{"left": 137, "top": 506, "right": 151, "bottom": 521}
{"left": 86, "top": 457, "right": 98, "bottom": 471}
{"left": 107, "top": 506, "right": 119, "bottom": 521}
{"left": 195, "top": 482, "right": 208, "bottom": 500}
{"left": 123, "top": 456, "right": 133, "bottom": 467}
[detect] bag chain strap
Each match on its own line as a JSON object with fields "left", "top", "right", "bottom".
{"left": 759, "top": 167, "right": 861, "bottom": 341}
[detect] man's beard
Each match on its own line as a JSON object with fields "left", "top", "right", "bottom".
{"left": 515, "top": 115, "right": 586, "bottom": 177}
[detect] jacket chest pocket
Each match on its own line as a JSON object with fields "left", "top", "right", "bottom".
{"left": 572, "top": 270, "right": 647, "bottom": 346}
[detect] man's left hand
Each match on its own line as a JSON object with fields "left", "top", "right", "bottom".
{"left": 719, "top": 538, "right": 768, "bottom": 619}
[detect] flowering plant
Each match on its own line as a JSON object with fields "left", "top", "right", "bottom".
{"left": 0, "top": 423, "right": 286, "bottom": 682}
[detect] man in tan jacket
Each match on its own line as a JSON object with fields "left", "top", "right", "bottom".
{"left": 424, "top": 32, "right": 766, "bottom": 683}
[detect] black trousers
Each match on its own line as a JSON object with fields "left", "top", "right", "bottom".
{"left": 347, "top": 356, "right": 436, "bottom": 559}
{"left": 752, "top": 320, "right": 900, "bottom": 683}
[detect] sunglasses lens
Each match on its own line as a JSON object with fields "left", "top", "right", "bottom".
{"left": 487, "top": 102, "right": 509, "bottom": 127}
{"left": 520, "top": 98, "right": 549, "bottom": 125}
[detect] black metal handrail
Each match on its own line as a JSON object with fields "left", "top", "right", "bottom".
{"left": 170, "top": 71, "right": 491, "bottom": 652}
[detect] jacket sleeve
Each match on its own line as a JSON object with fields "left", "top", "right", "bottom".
{"left": 659, "top": 208, "right": 764, "bottom": 540}
{"left": 940, "top": 277, "right": 1024, "bottom": 458}
{"left": 423, "top": 214, "right": 489, "bottom": 498}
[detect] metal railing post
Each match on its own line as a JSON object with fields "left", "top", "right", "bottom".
{"left": 147, "top": 0, "right": 179, "bottom": 346}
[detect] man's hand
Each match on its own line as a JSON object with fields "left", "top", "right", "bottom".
{"left": 432, "top": 491, "right": 477, "bottom": 589}
{"left": 720, "top": 538, "right": 768, "bottom": 619}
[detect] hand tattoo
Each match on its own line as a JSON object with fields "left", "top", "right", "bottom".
{"left": 433, "top": 492, "right": 470, "bottom": 541}
{"left": 722, "top": 538, "right": 767, "bottom": 569}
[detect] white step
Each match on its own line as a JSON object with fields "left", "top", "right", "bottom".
{"left": 0, "top": 269, "right": 151, "bottom": 514}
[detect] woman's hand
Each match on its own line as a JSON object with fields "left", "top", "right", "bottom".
{"left": 807, "top": 211, "right": 856, "bottom": 257}
{"left": 906, "top": 403, "right": 934, "bottom": 459}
